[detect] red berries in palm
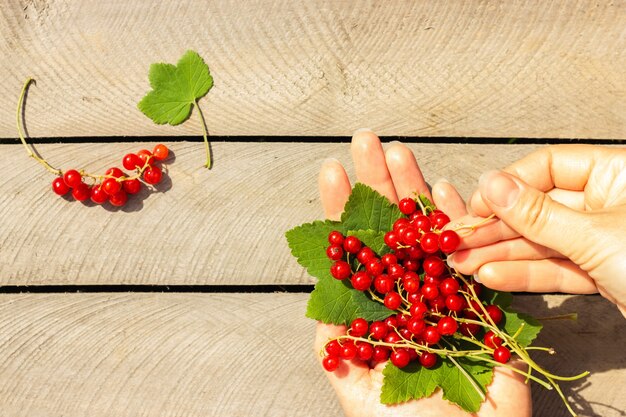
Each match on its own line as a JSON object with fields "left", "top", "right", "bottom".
{"left": 328, "top": 231, "right": 344, "bottom": 246}
{"left": 485, "top": 305, "right": 503, "bottom": 325}
{"left": 384, "top": 292, "right": 402, "bottom": 310}
{"left": 439, "top": 230, "right": 460, "bottom": 253}
{"left": 152, "top": 144, "right": 169, "bottom": 161}
{"left": 326, "top": 244, "right": 344, "bottom": 261}
{"left": 143, "top": 166, "right": 163, "bottom": 185}
{"left": 63, "top": 169, "right": 82, "bottom": 188}
{"left": 325, "top": 340, "right": 341, "bottom": 356}
{"left": 398, "top": 198, "right": 416, "bottom": 215}
{"left": 350, "top": 318, "right": 369, "bottom": 337}
{"left": 356, "top": 342, "right": 374, "bottom": 361}
{"left": 340, "top": 342, "right": 357, "bottom": 359}
{"left": 484, "top": 331, "right": 503, "bottom": 348}
{"left": 420, "top": 232, "right": 439, "bottom": 254}
{"left": 123, "top": 153, "right": 142, "bottom": 170}
{"left": 330, "top": 261, "right": 351, "bottom": 280}
{"left": 71, "top": 183, "right": 90, "bottom": 201}
{"left": 390, "top": 349, "right": 411, "bottom": 368}
{"left": 412, "top": 215, "right": 431, "bottom": 232}
{"left": 343, "top": 236, "right": 362, "bottom": 254}
{"left": 493, "top": 346, "right": 511, "bottom": 363}
{"left": 372, "top": 346, "right": 390, "bottom": 363}
{"left": 52, "top": 177, "right": 70, "bottom": 195}
{"left": 437, "top": 316, "right": 458, "bottom": 336}
{"left": 431, "top": 212, "right": 451, "bottom": 229}
{"left": 419, "top": 352, "right": 437, "bottom": 368}
{"left": 102, "top": 178, "right": 122, "bottom": 195}
{"left": 351, "top": 271, "right": 372, "bottom": 291}
{"left": 322, "top": 355, "right": 340, "bottom": 372}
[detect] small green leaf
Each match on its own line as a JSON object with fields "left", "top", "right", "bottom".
{"left": 342, "top": 183, "right": 403, "bottom": 232}
{"left": 306, "top": 278, "right": 392, "bottom": 325}
{"left": 382, "top": 357, "right": 494, "bottom": 412}
{"left": 285, "top": 220, "right": 343, "bottom": 281}
{"left": 348, "top": 230, "right": 390, "bottom": 256}
{"left": 503, "top": 309, "right": 543, "bottom": 347}
{"left": 138, "top": 50, "right": 213, "bottom": 126}
{"left": 482, "top": 288, "right": 513, "bottom": 308}
{"left": 418, "top": 194, "right": 437, "bottom": 213}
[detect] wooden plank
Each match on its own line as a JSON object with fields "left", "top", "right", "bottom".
{"left": 1, "top": 0, "right": 625, "bottom": 139}
{"left": 0, "top": 293, "right": 623, "bottom": 417}
{"left": 0, "top": 141, "right": 542, "bottom": 285}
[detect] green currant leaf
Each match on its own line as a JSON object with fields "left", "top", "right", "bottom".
{"left": 341, "top": 183, "right": 403, "bottom": 232}
{"left": 418, "top": 194, "right": 437, "bottom": 213}
{"left": 482, "top": 288, "right": 513, "bottom": 308}
{"left": 502, "top": 309, "right": 543, "bottom": 347}
{"left": 285, "top": 220, "right": 343, "bottom": 281}
{"left": 138, "top": 50, "right": 213, "bottom": 125}
{"left": 381, "top": 357, "right": 493, "bottom": 412}
{"left": 347, "top": 230, "right": 391, "bottom": 256}
{"left": 306, "top": 278, "right": 392, "bottom": 325}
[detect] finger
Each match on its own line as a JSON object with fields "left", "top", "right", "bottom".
{"left": 451, "top": 214, "right": 520, "bottom": 250}
{"left": 319, "top": 158, "right": 352, "bottom": 221}
{"left": 470, "top": 187, "right": 585, "bottom": 218}
{"left": 351, "top": 130, "right": 399, "bottom": 203}
{"left": 432, "top": 179, "right": 467, "bottom": 220}
{"left": 478, "top": 361, "right": 532, "bottom": 417}
{"left": 449, "top": 238, "right": 564, "bottom": 275}
{"left": 314, "top": 323, "right": 370, "bottom": 385}
{"left": 475, "top": 259, "right": 598, "bottom": 294}
{"left": 384, "top": 141, "right": 432, "bottom": 200}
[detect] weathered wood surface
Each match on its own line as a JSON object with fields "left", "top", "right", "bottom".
{"left": 1, "top": 0, "right": 625, "bottom": 139}
{"left": 0, "top": 293, "right": 623, "bottom": 417}
{"left": 0, "top": 141, "right": 541, "bottom": 285}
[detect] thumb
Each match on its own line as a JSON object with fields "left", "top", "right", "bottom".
{"left": 478, "top": 170, "right": 590, "bottom": 261}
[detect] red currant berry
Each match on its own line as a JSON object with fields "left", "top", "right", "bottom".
{"left": 407, "top": 317, "right": 426, "bottom": 336}
{"left": 429, "top": 295, "right": 446, "bottom": 313}
{"left": 380, "top": 253, "right": 397, "bottom": 267}
{"left": 384, "top": 332, "right": 402, "bottom": 344}
{"left": 52, "top": 177, "right": 70, "bottom": 196}
{"left": 366, "top": 259, "right": 384, "bottom": 276}
{"left": 351, "top": 271, "right": 373, "bottom": 291}
{"left": 340, "top": 342, "right": 357, "bottom": 360}
{"left": 439, "top": 277, "right": 460, "bottom": 296}
{"left": 326, "top": 244, "right": 344, "bottom": 261}
{"left": 394, "top": 248, "right": 408, "bottom": 261}
{"left": 357, "top": 247, "right": 375, "bottom": 264}
{"left": 322, "top": 355, "right": 340, "bottom": 372}
{"left": 437, "top": 316, "right": 458, "bottom": 336}
{"left": 403, "top": 277, "right": 420, "bottom": 294}
{"left": 412, "top": 215, "right": 431, "bottom": 232}
{"left": 410, "top": 301, "right": 428, "bottom": 318}
{"left": 484, "top": 330, "right": 503, "bottom": 349}
{"left": 423, "top": 326, "right": 441, "bottom": 345}
{"left": 350, "top": 318, "right": 369, "bottom": 337}
{"left": 137, "top": 149, "right": 154, "bottom": 166}
{"left": 407, "top": 292, "right": 421, "bottom": 304}
{"left": 400, "top": 228, "right": 419, "bottom": 246}
{"left": 423, "top": 256, "right": 445, "bottom": 277}
{"left": 399, "top": 198, "right": 417, "bottom": 215}
{"left": 90, "top": 185, "right": 109, "bottom": 204}
{"left": 439, "top": 230, "right": 460, "bottom": 254}
{"left": 387, "top": 263, "right": 405, "bottom": 280}
{"left": 419, "top": 352, "right": 438, "bottom": 368}
{"left": 406, "top": 246, "right": 424, "bottom": 260}
{"left": 399, "top": 327, "right": 413, "bottom": 341}
{"left": 369, "top": 321, "right": 388, "bottom": 340}
{"left": 384, "top": 315, "right": 398, "bottom": 329}
{"left": 152, "top": 144, "right": 169, "bottom": 161}
{"left": 460, "top": 322, "right": 481, "bottom": 337}
{"left": 356, "top": 342, "right": 374, "bottom": 361}
{"left": 384, "top": 292, "right": 402, "bottom": 310}
{"left": 485, "top": 305, "right": 503, "bottom": 325}
{"left": 421, "top": 283, "right": 439, "bottom": 301}
{"left": 325, "top": 340, "right": 341, "bottom": 356}
{"left": 143, "top": 166, "right": 163, "bottom": 185}
{"left": 393, "top": 218, "right": 410, "bottom": 232}
{"left": 330, "top": 261, "right": 351, "bottom": 280}
{"left": 374, "top": 275, "right": 394, "bottom": 294}
{"left": 372, "top": 346, "right": 390, "bottom": 363}
{"left": 445, "top": 294, "right": 465, "bottom": 312}
{"left": 431, "top": 212, "right": 451, "bottom": 229}
{"left": 123, "top": 153, "right": 142, "bottom": 170}
{"left": 390, "top": 349, "right": 411, "bottom": 368}
{"left": 105, "top": 167, "right": 124, "bottom": 178}
{"left": 328, "top": 231, "right": 344, "bottom": 246}
{"left": 123, "top": 178, "right": 141, "bottom": 194}
{"left": 102, "top": 178, "right": 122, "bottom": 195}
{"left": 63, "top": 169, "right": 82, "bottom": 188}
{"left": 71, "top": 183, "right": 91, "bottom": 201}
{"left": 343, "top": 236, "right": 362, "bottom": 254}
{"left": 420, "top": 232, "right": 439, "bottom": 254}
{"left": 402, "top": 259, "right": 419, "bottom": 272}
{"left": 493, "top": 346, "right": 511, "bottom": 364}
{"left": 396, "top": 313, "right": 410, "bottom": 327}
{"left": 109, "top": 190, "right": 128, "bottom": 207}
{"left": 384, "top": 231, "right": 400, "bottom": 250}
{"left": 464, "top": 281, "right": 483, "bottom": 297}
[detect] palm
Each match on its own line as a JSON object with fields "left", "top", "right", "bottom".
{"left": 315, "top": 131, "right": 531, "bottom": 417}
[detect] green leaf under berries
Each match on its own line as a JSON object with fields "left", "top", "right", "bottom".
{"left": 502, "top": 309, "right": 543, "bottom": 347}
{"left": 306, "top": 278, "right": 392, "bottom": 324}
{"left": 418, "top": 194, "right": 437, "bottom": 213}
{"left": 138, "top": 50, "right": 213, "bottom": 125}
{"left": 341, "top": 183, "right": 403, "bottom": 232}
{"left": 381, "top": 357, "right": 494, "bottom": 412}
{"left": 482, "top": 288, "right": 513, "bottom": 308}
{"left": 347, "top": 230, "right": 391, "bottom": 256}
{"left": 286, "top": 220, "right": 343, "bottom": 281}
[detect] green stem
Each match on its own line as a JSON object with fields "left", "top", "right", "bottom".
{"left": 195, "top": 99, "right": 211, "bottom": 169}
{"left": 546, "top": 375, "right": 578, "bottom": 417}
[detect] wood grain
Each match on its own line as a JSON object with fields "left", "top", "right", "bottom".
{"left": 1, "top": 0, "right": 625, "bottom": 139}
{"left": 0, "top": 141, "right": 541, "bottom": 285}
{"left": 0, "top": 293, "right": 623, "bottom": 417}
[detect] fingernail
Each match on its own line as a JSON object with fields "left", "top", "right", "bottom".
{"left": 353, "top": 128, "right": 373, "bottom": 135}
{"left": 387, "top": 140, "right": 402, "bottom": 146}
{"left": 434, "top": 178, "right": 450, "bottom": 185}
{"left": 473, "top": 273, "right": 482, "bottom": 283}
{"left": 446, "top": 254, "right": 455, "bottom": 268}
{"left": 479, "top": 170, "right": 520, "bottom": 208}
{"left": 322, "top": 158, "right": 340, "bottom": 166}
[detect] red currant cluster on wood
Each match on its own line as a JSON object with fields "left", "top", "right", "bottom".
{"left": 51, "top": 144, "right": 169, "bottom": 207}
{"left": 323, "top": 197, "right": 513, "bottom": 372}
